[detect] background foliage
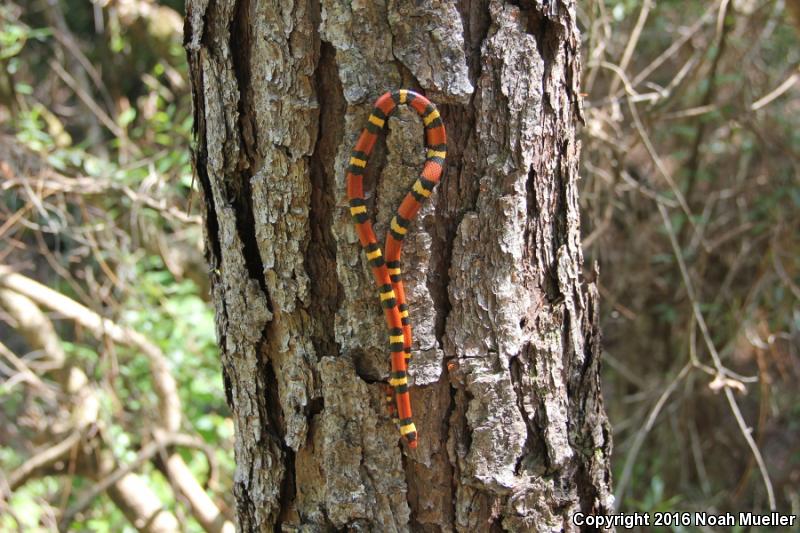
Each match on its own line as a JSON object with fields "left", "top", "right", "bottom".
{"left": 0, "top": 0, "right": 797, "bottom": 530}
{"left": 579, "top": 0, "right": 800, "bottom": 522}
{"left": 1, "top": 0, "right": 232, "bottom": 530}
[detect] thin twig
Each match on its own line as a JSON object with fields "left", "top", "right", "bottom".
{"left": 3, "top": 172, "right": 201, "bottom": 225}
{"left": 0, "top": 340, "right": 56, "bottom": 397}
{"left": 51, "top": 28, "right": 115, "bottom": 113}
{"left": 58, "top": 432, "right": 212, "bottom": 530}
{"left": 5, "top": 431, "right": 82, "bottom": 492}
{"left": 0, "top": 265, "right": 182, "bottom": 433}
{"left": 595, "top": 61, "right": 702, "bottom": 245}
{"left": 48, "top": 59, "right": 140, "bottom": 159}
{"left": 751, "top": 68, "right": 799, "bottom": 111}
{"left": 656, "top": 201, "right": 776, "bottom": 510}
{"left": 684, "top": 0, "right": 733, "bottom": 202}
{"left": 615, "top": 363, "right": 692, "bottom": 505}
{"left": 630, "top": 2, "right": 720, "bottom": 88}
{"left": 0, "top": 473, "right": 24, "bottom": 533}
{"left": 608, "top": 0, "right": 652, "bottom": 97}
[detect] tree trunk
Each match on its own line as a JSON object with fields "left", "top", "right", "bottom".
{"left": 185, "top": 0, "right": 613, "bottom": 530}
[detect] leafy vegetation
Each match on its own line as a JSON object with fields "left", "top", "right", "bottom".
{"left": 1, "top": 1, "right": 231, "bottom": 530}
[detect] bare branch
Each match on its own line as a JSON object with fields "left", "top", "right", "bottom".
{"left": 47, "top": 60, "right": 140, "bottom": 157}
{"left": 751, "top": 68, "right": 799, "bottom": 111}
{"left": 0, "top": 339, "right": 55, "bottom": 397}
{"left": 656, "top": 201, "right": 776, "bottom": 510}
{"left": 0, "top": 266, "right": 232, "bottom": 532}
{"left": 614, "top": 363, "right": 691, "bottom": 505}
{"left": 6, "top": 431, "right": 82, "bottom": 493}
{"left": 59, "top": 432, "right": 227, "bottom": 532}
{"left": 0, "top": 265, "right": 182, "bottom": 432}
{"left": 607, "top": 0, "right": 652, "bottom": 96}
{"left": 1, "top": 169, "right": 201, "bottom": 225}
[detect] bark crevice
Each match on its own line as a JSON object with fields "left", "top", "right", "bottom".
{"left": 307, "top": 39, "right": 344, "bottom": 360}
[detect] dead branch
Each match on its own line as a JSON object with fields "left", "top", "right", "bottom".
{"left": 0, "top": 266, "right": 232, "bottom": 532}
{"left": 5, "top": 431, "right": 83, "bottom": 493}
{"left": 58, "top": 431, "right": 224, "bottom": 532}
{"left": 0, "top": 264, "right": 182, "bottom": 432}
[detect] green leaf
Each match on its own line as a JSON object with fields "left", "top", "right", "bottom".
{"left": 119, "top": 108, "right": 137, "bottom": 128}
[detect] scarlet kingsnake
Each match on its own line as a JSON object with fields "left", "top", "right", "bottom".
{"left": 346, "top": 89, "right": 446, "bottom": 448}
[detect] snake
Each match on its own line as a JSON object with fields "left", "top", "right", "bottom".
{"left": 346, "top": 89, "right": 446, "bottom": 448}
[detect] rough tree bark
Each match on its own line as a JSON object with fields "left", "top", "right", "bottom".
{"left": 185, "top": 0, "right": 613, "bottom": 530}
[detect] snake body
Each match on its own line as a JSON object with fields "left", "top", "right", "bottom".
{"left": 346, "top": 89, "right": 446, "bottom": 448}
